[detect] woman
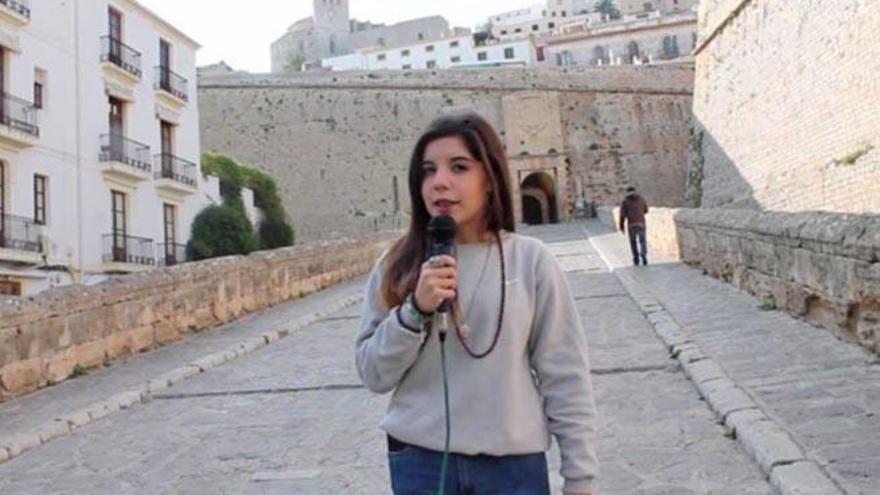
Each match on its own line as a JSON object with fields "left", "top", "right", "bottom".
{"left": 356, "top": 113, "right": 598, "bottom": 495}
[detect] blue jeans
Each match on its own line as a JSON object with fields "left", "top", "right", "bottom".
{"left": 628, "top": 225, "right": 647, "bottom": 264}
{"left": 388, "top": 441, "right": 551, "bottom": 495}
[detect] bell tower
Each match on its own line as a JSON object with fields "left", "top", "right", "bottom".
{"left": 313, "top": 0, "right": 350, "bottom": 32}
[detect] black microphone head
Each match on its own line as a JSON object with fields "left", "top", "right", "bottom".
{"left": 427, "top": 215, "right": 457, "bottom": 243}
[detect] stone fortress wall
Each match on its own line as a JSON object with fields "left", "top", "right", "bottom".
{"left": 600, "top": 207, "right": 880, "bottom": 353}
{"left": 689, "top": 0, "right": 880, "bottom": 212}
{"left": 0, "top": 235, "right": 395, "bottom": 401}
{"left": 198, "top": 65, "right": 695, "bottom": 241}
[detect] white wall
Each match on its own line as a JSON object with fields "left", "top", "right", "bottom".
{"left": 323, "top": 36, "right": 536, "bottom": 71}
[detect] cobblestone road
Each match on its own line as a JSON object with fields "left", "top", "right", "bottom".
{"left": 0, "top": 224, "right": 776, "bottom": 494}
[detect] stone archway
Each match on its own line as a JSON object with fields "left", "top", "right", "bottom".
{"left": 520, "top": 171, "right": 559, "bottom": 225}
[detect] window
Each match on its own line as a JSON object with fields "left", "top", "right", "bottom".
{"left": 0, "top": 162, "right": 5, "bottom": 244}
{"left": 663, "top": 35, "right": 680, "bottom": 58}
{"left": 163, "top": 203, "right": 177, "bottom": 264}
{"left": 111, "top": 191, "right": 127, "bottom": 262}
{"left": 451, "top": 56, "right": 461, "bottom": 63}
{"left": 537, "top": 46, "right": 546, "bottom": 62}
{"left": 562, "top": 10, "right": 567, "bottom": 17}
{"left": 628, "top": 41, "right": 640, "bottom": 62}
{"left": 425, "top": 45, "right": 434, "bottom": 52}
{"left": 450, "top": 41, "right": 459, "bottom": 48}
{"left": 548, "top": 22, "right": 556, "bottom": 29}
{"left": 377, "top": 37, "right": 386, "bottom": 46}
{"left": 501, "top": 30, "right": 508, "bottom": 35}
{"left": 418, "top": 33, "right": 424, "bottom": 40}
{"left": 33, "top": 175, "right": 47, "bottom": 225}
{"left": 0, "top": 280, "right": 21, "bottom": 296}
{"left": 377, "top": 53, "right": 386, "bottom": 61}
{"left": 392, "top": 176, "right": 400, "bottom": 211}
{"left": 515, "top": 28, "right": 522, "bottom": 33}
{"left": 108, "top": 7, "right": 122, "bottom": 41}
{"left": 402, "top": 64, "right": 412, "bottom": 69}
{"left": 593, "top": 45, "right": 608, "bottom": 64}
{"left": 33, "top": 69, "right": 47, "bottom": 109}
{"left": 33, "top": 82, "right": 42, "bottom": 109}
{"left": 532, "top": 24, "right": 540, "bottom": 31}
{"left": 504, "top": 47, "right": 515, "bottom": 59}
{"left": 401, "top": 49, "right": 410, "bottom": 57}
{"left": 426, "top": 60, "right": 436, "bottom": 68}
{"left": 107, "top": 7, "right": 123, "bottom": 64}
{"left": 477, "top": 51, "right": 487, "bottom": 61}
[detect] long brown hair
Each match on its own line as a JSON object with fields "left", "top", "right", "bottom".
{"left": 379, "top": 113, "right": 515, "bottom": 308}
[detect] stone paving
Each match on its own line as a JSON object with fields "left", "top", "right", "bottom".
{"left": 583, "top": 221, "right": 879, "bottom": 495}
{"left": 8, "top": 220, "right": 870, "bottom": 493}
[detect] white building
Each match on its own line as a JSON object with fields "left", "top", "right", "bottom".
{"left": 322, "top": 35, "right": 538, "bottom": 71}
{"left": 0, "top": 0, "right": 218, "bottom": 296}
{"left": 488, "top": 5, "right": 545, "bottom": 27}
{"left": 541, "top": 8, "right": 698, "bottom": 66}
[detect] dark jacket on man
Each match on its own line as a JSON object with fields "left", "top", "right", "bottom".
{"left": 619, "top": 193, "right": 649, "bottom": 231}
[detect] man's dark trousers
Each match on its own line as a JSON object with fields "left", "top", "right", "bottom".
{"left": 628, "top": 225, "right": 647, "bottom": 265}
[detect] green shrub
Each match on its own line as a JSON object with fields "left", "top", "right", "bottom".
{"left": 186, "top": 205, "right": 258, "bottom": 261}
{"left": 258, "top": 216, "right": 295, "bottom": 249}
{"left": 202, "top": 153, "right": 246, "bottom": 212}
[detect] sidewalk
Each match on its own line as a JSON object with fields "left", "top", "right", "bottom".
{"left": 0, "top": 276, "right": 367, "bottom": 463}
{"left": 583, "top": 220, "right": 879, "bottom": 495}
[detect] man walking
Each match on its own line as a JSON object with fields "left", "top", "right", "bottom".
{"left": 619, "top": 186, "right": 649, "bottom": 266}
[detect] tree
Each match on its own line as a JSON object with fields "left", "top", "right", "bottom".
{"left": 594, "top": 0, "right": 622, "bottom": 20}
{"left": 285, "top": 52, "right": 305, "bottom": 72}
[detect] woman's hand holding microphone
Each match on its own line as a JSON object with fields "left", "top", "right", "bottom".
{"left": 414, "top": 255, "right": 457, "bottom": 314}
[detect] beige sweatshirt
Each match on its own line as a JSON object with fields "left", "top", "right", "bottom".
{"left": 355, "top": 232, "right": 598, "bottom": 493}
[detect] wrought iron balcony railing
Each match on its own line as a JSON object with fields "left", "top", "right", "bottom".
{"left": 102, "top": 233, "right": 155, "bottom": 266}
{"left": 154, "top": 66, "right": 189, "bottom": 102}
{"left": 100, "top": 133, "right": 152, "bottom": 173}
{"left": 0, "top": 213, "right": 43, "bottom": 253}
{"left": 100, "top": 35, "right": 142, "bottom": 79}
{"left": 0, "top": 0, "right": 30, "bottom": 18}
{"left": 0, "top": 92, "right": 39, "bottom": 137}
{"left": 155, "top": 153, "right": 197, "bottom": 187}
{"left": 157, "top": 242, "right": 186, "bottom": 267}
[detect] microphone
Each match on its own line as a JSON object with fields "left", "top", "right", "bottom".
{"left": 427, "top": 215, "right": 456, "bottom": 334}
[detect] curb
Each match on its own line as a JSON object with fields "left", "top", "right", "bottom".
{"left": 0, "top": 293, "right": 363, "bottom": 465}
{"left": 584, "top": 233, "right": 844, "bottom": 495}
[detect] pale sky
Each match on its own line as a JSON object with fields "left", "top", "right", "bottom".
{"left": 138, "top": 0, "right": 533, "bottom": 73}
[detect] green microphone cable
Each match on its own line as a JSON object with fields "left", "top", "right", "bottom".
{"left": 437, "top": 331, "right": 451, "bottom": 495}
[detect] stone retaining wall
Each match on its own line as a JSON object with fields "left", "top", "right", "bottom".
{"left": 599, "top": 207, "right": 880, "bottom": 352}
{"left": 0, "top": 234, "right": 397, "bottom": 400}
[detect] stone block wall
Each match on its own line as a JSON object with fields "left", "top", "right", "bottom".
{"left": 691, "top": 0, "right": 880, "bottom": 212}
{"left": 199, "top": 66, "right": 693, "bottom": 242}
{"left": 599, "top": 208, "right": 880, "bottom": 352}
{"left": 675, "top": 210, "right": 880, "bottom": 352}
{"left": 0, "top": 234, "right": 396, "bottom": 400}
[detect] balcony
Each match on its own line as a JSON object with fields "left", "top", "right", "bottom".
{"left": 154, "top": 66, "right": 188, "bottom": 107}
{"left": 154, "top": 153, "right": 198, "bottom": 197}
{"left": 0, "top": 213, "right": 45, "bottom": 265}
{"left": 157, "top": 242, "right": 186, "bottom": 267}
{"left": 0, "top": 0, "right": 30, "bottom": 26}
{"left": 0, "top": 92, "right": 39, "bottom": 149}
{"left": 100, "top": 36, "right": 142, "bottom": 83}
{"left": 102, "top": 233, "right": 155, "bottom": 272}
{"left": 99, "top": 133, "right": 151, "bottom": 185}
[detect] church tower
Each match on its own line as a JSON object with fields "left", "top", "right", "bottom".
{"left": 313, "top": 0, "right": 350, "bottom": 33}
